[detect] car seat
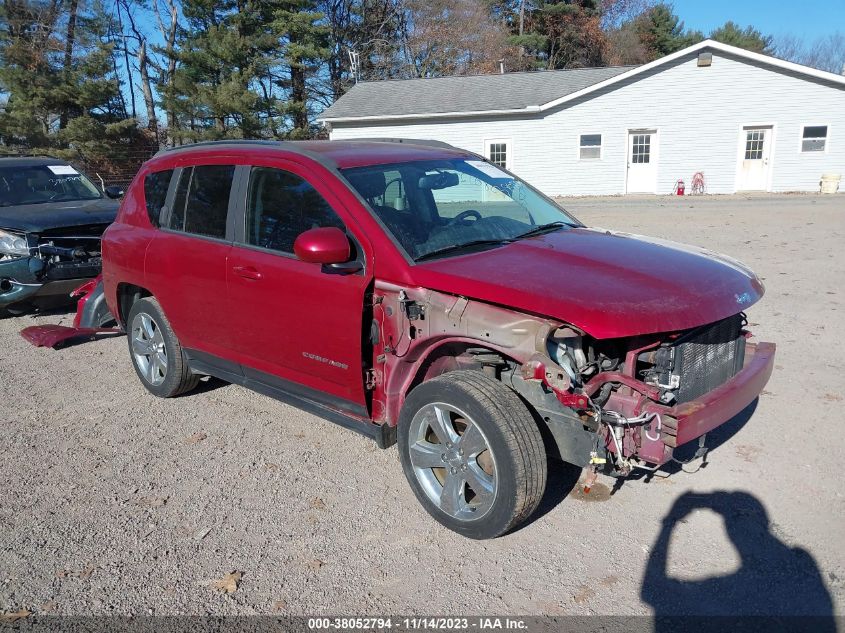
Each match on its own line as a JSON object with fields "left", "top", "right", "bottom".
{"left": 345, "top": 171, "right": 421, "bottom": 258}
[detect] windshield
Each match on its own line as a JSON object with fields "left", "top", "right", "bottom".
{"left": 342, "top": 159, "right": 581, "bottom": 261}
{"left": 0, "top": 165, "right": 102, "bottom": 207}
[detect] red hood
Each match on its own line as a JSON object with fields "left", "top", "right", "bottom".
{"left": 410, "top": 227, "right": 764, "bottom": 339}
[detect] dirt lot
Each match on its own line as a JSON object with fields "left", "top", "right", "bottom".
{"left": 1, "top": 193, "right": 843, "bottom": 617}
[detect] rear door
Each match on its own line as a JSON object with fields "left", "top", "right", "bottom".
{"left": 144, "top": 163, "right": 239, "bottom": 359}
{"left": 226, "top": 161, "right": 373, "bottom": 413}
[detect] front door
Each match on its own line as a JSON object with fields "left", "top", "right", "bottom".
{"left": 226, "top": 163, "right": 372, "bottom": 413}
{"left": 626, "top": 131, "right": 657, "bottom": 193}
{"left": 737, "top": 126, "right": 773, "bottom": 191}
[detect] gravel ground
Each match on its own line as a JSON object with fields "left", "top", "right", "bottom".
{"left": 1, "top": 193, "right": 843, "bottom": 618}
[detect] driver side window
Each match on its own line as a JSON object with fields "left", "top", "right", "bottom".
{"left": 245, "top": 167, "right": 346, "bottom": 254}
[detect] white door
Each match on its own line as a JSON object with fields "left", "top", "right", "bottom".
{"left": 626, "top": 131, "right": 657, "bottom": 193}
{"left": 737, "top": 127, "right": 773, "bottom": 191}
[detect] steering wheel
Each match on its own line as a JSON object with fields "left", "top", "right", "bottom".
{"left": 448, "top": 209, "right": 482, "bottom": 226}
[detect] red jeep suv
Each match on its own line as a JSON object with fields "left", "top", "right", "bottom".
{"left": 101, "top": 139, "right": 775, "bottom": 539}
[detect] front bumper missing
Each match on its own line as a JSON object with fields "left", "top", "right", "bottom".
{"left": 635, "top": 340, "right": 776, "bottom": 465}
{"left": 1, "top": 254, "right": 102, "bottom": 310}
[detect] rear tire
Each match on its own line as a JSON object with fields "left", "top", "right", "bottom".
{"left": 398, "top": 370, "right": 547, "bottom": 539}
{"left": 127, "top": 297, "right": 199, "bottom": 398}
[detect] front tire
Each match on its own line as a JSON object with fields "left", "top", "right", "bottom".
{"left": 127, "top": 297, "right": 199, "bottom": 398}
{"left": 398, "top": 370, "right": 547, "bottom": 539}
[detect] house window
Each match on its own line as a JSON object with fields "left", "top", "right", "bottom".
{"left": 802, "top": 126, "right": 827, "bottom": 152}
{"left": 486, "top": 140, "right": 510, "bottom": 169}
{"left": 579, "top": 134, "right": 602, "bottom": 160}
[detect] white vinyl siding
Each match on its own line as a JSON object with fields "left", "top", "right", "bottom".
{"left": 330, "top": 50, "right": 845, "bottom": 195}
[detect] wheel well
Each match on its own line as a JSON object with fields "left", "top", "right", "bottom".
{"left": 407, "top": 343, "right": 518, "bottom": 393}
{"left": 116, "top": 283, "right": 152, "bottom": 325}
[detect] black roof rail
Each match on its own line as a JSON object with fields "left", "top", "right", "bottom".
{"left": 154, "top": 139, "right": 287, "bottom": 157}
{"left": 156, "top": 137, "right": 458, "bottom": 156}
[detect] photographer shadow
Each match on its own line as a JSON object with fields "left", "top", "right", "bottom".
{"left": 641, "top": 491, "right": 836, "bottom": 632}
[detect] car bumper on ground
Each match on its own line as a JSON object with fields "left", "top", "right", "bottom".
{"left": 637, "top": 340, "right": 776, "bottom": 465}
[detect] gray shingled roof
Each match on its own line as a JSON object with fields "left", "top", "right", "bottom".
{"left": 319, "top": 65, "right": 637, "bottom": 121}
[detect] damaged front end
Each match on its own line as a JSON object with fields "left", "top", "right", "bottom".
{"left": 373, "top": 284, "right": 775, "bottom": 479}
{"left": 514, "top": 313, "right": 775, "bottom": 477}
{"left": 1, "top": 224, "right": 108, "bottom": 313}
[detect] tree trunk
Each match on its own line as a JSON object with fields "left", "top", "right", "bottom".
{"left": 291, "top": 63, "right": 308, "bottom": 133}
{"left": 519, "top": 0, "right": 524, "bottom": 36}
{"left": 59, "top": 0, "right": 79, "bottom": 129}
{"left": 116, "top": 2, "right": 137, "bottom": 120}
{"left": 138, "top": 41, "right": 157, "bottom": 134}
{"left": 154, "top": 0, "right": 179, "bottom": 144}
{"left": 122, "top": 0, "right": 158, "bottom": 137}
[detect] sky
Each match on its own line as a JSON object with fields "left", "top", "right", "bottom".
{"left": 672, "top": 0, "right": 845, "bottom": 41}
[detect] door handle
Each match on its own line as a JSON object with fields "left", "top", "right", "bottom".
{"left": 232, "top": 265, "right": 262, "bottom": 280}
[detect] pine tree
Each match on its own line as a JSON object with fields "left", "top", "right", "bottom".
{"left": 634, "top": 3, "right": 703, "bottom": 59}
{"left": 507, "top": 0, "right": 606, "bottom": 70}
{"left": 167, "top": 0, "right": 281, "bottom": 140}
{"left": 710, "top": 21, "right": 772, "bottom": 54}
{"left": 275, "top": 0, "right": 329, "bottom": 138}
{"left": 0, "top": 0, "right": 137, "bottom": 157}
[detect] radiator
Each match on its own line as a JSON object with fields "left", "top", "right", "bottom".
{"left": 674, "top": 313, "right": 746, "bottom": 403}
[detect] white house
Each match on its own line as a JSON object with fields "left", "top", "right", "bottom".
{"left": 318, "top": 40, "right": 845, "bottom": 196}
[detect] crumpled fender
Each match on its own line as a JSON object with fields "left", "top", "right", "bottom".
{"left": 70, "top": 275, "right": 115, "bottom": 329}
{"left": 20, "top": 275, "right": 122, "bottom": 349}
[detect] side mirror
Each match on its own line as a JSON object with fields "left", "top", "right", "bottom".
{"left": 104, "top": 185, "right": 125, "bottom": 199}
{"left": 293, "top": 227, "right": 351, "bottom": 265}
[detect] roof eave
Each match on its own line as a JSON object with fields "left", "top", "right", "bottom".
{"left": 321, "top": 40, "right": 845, "bottom": 125}
{"left": 317, "top": 104, "right": 542, "bottom": 124}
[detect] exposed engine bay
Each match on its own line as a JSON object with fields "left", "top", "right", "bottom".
{"left": 33, "top": 226, "right": 105, "bottom": 281}
{"left": 0, "top": 224, "right": 107, "bottom": 311}
{"left": 529, "top": 313, "right": 750, "bottom": 477}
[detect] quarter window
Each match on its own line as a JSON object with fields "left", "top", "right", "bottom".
{"left": 168, "top": 165, "right": 234, "bottom": 240}
{"left": 579, "top": 134, "right": 602, "bottom": 160}
{"left": 143, "top": 169, "right": 173, "bottom": 227}
{"left": 802, "top": 126, "right": 827, "bottom": 152}
{"left": 245, "top": 167, "right": 345, "bottom": 254}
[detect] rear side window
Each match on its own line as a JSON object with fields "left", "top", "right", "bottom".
{"left": 168, "top": 165, "right": 235, "bottom": 240}
{"left": 245, "top": 167, "right": 345, "bottom": 253}
{"left": 143, "top": 169, "right": 173, "bottom": 226}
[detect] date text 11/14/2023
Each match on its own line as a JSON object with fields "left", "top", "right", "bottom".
{"left": 307, "top": 617, "right": 529, "bottom": 631}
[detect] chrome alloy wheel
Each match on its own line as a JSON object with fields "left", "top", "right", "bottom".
{"left": 131, "top": 312, "right": 168, "bottom": 386}
{"left": 407, "top": 402, "right": 498, "bottom": 521}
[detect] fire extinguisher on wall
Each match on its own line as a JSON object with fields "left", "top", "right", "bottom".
{"left": 674, "top": 179, "right": 685, "bottom": 195}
